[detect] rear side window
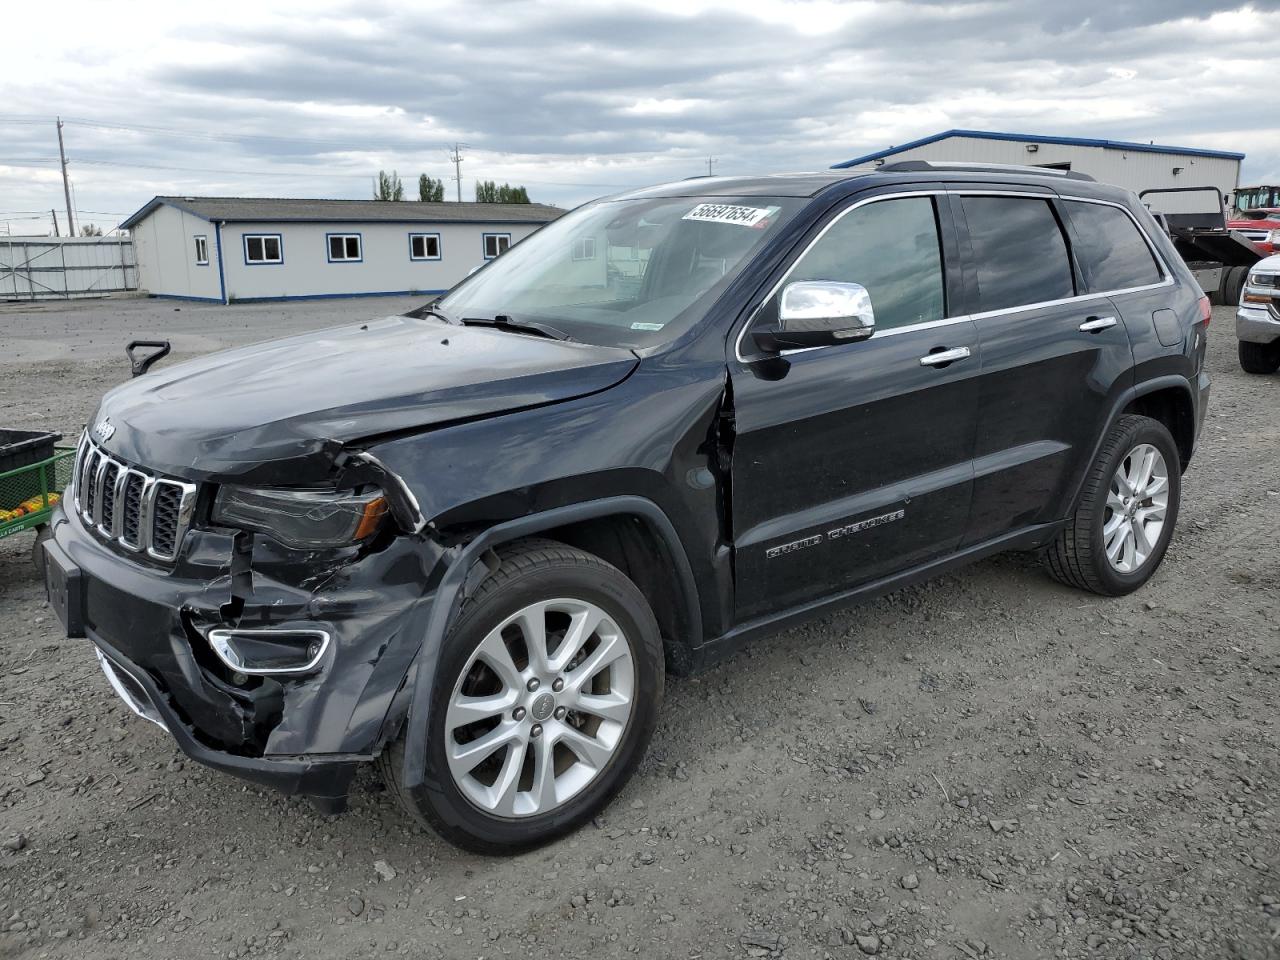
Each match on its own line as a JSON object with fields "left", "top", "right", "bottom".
{"left": 960, "top": 196, "right": 1075, "bottom": 313}
{"left": 1064, "top": 200, "right": 1162, "bottom": 291}
{"left": 788, "top": 196, "right": 945, "bottom": 331}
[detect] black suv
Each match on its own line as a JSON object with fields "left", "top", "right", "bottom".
{"left": 43, "top": 163, "right": 1211, "bottom": 852}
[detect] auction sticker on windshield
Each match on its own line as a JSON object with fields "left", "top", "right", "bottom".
{"left": 682, "top": 203, "right": 776, "bottom": 227}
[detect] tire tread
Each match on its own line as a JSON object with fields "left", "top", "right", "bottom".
{"left": 1043, "top": 415, "right": 1170, "bottom": 596}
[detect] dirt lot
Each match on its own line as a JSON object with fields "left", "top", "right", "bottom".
{"left": 1, "top": 296, "right": 1276, "bottom": 960}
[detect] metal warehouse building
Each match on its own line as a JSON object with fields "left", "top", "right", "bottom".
{"left": 120, "top": 196, "right": 565, "bottom": 303}
{"left": 833, "top": 129, "right": 1243, "bottom": 211}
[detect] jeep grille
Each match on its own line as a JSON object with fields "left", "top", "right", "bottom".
{"left": 72, "top": 434, "right": 197, "bottom": 562}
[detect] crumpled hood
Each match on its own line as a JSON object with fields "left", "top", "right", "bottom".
{"left": 92, "top": 314, "right": 638, "bottom": 481}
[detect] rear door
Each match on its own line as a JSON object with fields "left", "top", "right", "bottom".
{"left": 728, "top": 191, "right": 980, "bottom": 622}
{"left": 954, "top": 191, "right": 1135, "bottom": 546}
{"left": 1058, "top": 197, "right": 1184, "bottom": 382}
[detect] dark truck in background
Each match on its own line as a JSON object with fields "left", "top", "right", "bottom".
{"left": 1140, "top": 185, "right": 1267, "bottom": 307}
{"left": 43, "top": 163, "right": 1210, "bottom": 852}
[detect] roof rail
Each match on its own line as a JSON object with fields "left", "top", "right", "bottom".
{"left": 876, "top": 160, "right": 1097, "bottom": 182}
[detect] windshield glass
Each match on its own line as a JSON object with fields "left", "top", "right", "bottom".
{"left": 435, "top": 195, "right": 802, "bottom": 348}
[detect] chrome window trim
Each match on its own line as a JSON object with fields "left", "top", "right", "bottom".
{"left": 734, "top": 187, "right": 1177, "bottom": 363}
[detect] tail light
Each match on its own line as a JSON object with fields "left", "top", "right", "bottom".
{"left": 1197, "top": 295, "right": 1211, "bottom": 326}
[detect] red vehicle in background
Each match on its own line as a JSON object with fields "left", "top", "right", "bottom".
{"left": 1228, "top": 208, "right": 1280, "bottom": 256}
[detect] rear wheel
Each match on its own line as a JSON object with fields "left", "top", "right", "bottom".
{"left": 1239, "top": 339, "right": 1280, "bottom": 375}
{"left": 381, "top": 539, "right": 664, "bottom": 853}
{"left": 1043, "top": 415, "right": 1180, "bottom": 596}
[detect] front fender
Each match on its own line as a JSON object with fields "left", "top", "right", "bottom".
{"left": 391, "top": 496, "right": 700, "bottom": 792}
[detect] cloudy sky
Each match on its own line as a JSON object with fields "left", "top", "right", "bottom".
{"left": 2, "top": 0, "right": 1278, "bottom": 236}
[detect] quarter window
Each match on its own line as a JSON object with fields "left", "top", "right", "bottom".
{"left": 1064, "top": 200, "right": 1162, "bottom": 291}
{"left": 786, "top": 196, "right": 946, "bottom": 331}
{"left": 960, "top": 196, "right": 1075, "bottom": 312}
{"left": 327, "top": 233, "right": 362, "bottom": 262}
{"left": 244, "top": 234, "right": 283, "bottom": 264}
{"left": 194, "top": 235, "right": 208, "bottom": 265}
{"left": 483, "top": 233, "right": 511, "bottom": 259}
{"left": 409, "top": 233, "right": 441, "bottom": 260}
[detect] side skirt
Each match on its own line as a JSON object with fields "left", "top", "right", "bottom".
{"left": 693, "top": 520, "right": 1065, "bottom": 670}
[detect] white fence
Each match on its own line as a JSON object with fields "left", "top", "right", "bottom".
{"left": 0, "top": 237, "right": 138, "bottom": 300}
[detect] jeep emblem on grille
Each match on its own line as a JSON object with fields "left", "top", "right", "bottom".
{"left": 93, "top": 418, "right": 115, "bottom": 442}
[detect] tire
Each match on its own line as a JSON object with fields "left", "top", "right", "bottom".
{"left": 1043, "top": 415, "right": 1181, "bottom": 596}
{"left": 1239, "top": 339, "right": 1280, "bottom": 375}
{"left": 380, "top": 538, "right": 664, "bottom": 853}
{"left": 1223, "top": 265, "right": 1248, "bottom": 307}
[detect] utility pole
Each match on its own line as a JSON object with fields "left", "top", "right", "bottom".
{"left": 706, "top": 156, "right": 717, "bottom": 177}
{"left": 51, "top": 209, "right": 59, "bottom": 237}
{"left": 56, "top": 117, "right": 75, "bottom": 237}
{"left": 448, "top": 143, "right": 469, "bottom": 202}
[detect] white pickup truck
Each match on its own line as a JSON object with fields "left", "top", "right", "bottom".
{"left": 1237, "top": 253, "right": 1280, "bottom": 373}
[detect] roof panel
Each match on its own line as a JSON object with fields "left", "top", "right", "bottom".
{"left": 121, "top": 196, "right": 566, "bottom": 229}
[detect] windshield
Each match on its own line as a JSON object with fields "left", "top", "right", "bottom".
{"left": 435, "top": 195, "right": 803, "bottom": 348}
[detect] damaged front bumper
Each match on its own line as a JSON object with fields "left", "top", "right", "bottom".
{"left": 46, "top": 500, "right": 445, "bottom": 811}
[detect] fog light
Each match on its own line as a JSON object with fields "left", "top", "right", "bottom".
{"left": 205, "top": 627, "right": 331, "bottom": 676}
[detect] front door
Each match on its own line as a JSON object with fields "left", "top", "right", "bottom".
{"left": 729, "top": 192, "right": 980, "bottom": 622}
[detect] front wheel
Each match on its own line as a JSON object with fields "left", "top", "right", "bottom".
{"left": 381, "top": 539, "right": 664, "bottom": 853}
{"left": 1239, "top": 339, "right": 1280, "bottom": 375}
{"left": 1043, "top": 415, "right": 1181, "bottom": 596}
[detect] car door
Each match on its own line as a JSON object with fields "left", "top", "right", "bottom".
{"left": 953, "top": 191, "right": 1136, "bottom": 547}
{"left": 729, "top": 191, "right": 980, "bottom": 622}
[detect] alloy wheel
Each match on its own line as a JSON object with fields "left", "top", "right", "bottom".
{"left": 1103, "top": 442, "right": 1169, "bottom": 574}
{"left": 444, "top": 598, "right": 635, "bottom": 818}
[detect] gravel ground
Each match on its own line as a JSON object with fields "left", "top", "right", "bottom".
{"left": 1, "top": 296, "right": 1276, "bottom": 960}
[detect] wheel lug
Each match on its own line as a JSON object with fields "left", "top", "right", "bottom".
{"left": 526, "top": 678, "right": 540, "bottom": 692}
{"left": 530, "top": 723, "right": 543, "bottom": 739}
{"left": 554, "top": 706, "right": 567, "bottom": 721}
{"left": 512, "top": 706, "right": 526, "bottom": 721}
{"left": 551, "top": 678, "right": 564, "bottom": 692}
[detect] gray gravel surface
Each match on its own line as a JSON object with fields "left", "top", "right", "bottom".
{"left": 1, "top": 297, "right": 1277, "bottom": 960}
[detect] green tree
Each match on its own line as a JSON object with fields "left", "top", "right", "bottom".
{"left": 374, "top": 170, "right": 405, "bottom": 201}
{"left": 79, "top": 223, "right": 103, "bottom": 236}
{"left": 475, "top": 180, "right": 530, "bottom": 203}
{"left": 418, "top": 174, "right": 445, "bottom": 202}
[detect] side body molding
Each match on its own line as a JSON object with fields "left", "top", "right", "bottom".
{"left": 398, "top": 495, "right": 701, "bottom": 791}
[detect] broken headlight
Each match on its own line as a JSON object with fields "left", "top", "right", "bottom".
{"left": 212, "top": 486, "right": 388, "bottom": 549}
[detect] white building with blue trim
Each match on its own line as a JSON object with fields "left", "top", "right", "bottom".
{"left": 833, "top": 129, "right": 1243, "bottom": 213}
{"left": 120, "top": 196, "right": 564, "bottom": 304}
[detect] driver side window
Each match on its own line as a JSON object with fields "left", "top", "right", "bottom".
{"left": 789, "top": 197, "right": 946, "bottom": 331}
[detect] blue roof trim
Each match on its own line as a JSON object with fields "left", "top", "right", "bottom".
{"left": 119, "top": 197, "right": 213, "bottom": 230}
{"left": 832, "top": 129, "right": 1245, "bottom": 168}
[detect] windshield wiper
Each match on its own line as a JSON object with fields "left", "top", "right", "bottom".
{"left": 461, "top": 314, "right": 572, "bottom": 341}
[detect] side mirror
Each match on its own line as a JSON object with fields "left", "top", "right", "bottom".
{"left": 752, "top": 281, "right": 876, "bottom": 352}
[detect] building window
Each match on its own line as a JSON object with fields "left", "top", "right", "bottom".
{"left": 244, "top": 234, "right": 283, "bottom": 265}
{"left": 571, "top": 237, "right": 597, "bottom": 261}
{"left": 194, "top": 235, "right": 209, "bottom": 265}
{"left": 327, "top": 233, "right": 362, "bottom": 263}
{"left": 409, "top": 233, "right": 441, "bottom": 260}
{"left": 483, "top": 233, "right": 511, "bottom": 260}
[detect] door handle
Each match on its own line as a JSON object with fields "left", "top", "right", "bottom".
{"left": 1078, "top": 315, "right": 1118, "bottom": 333}
{"left": 919, "top": 346, "right": 971, "bottom": 367}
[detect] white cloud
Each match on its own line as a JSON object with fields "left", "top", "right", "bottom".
{"left": 0, "top": 0, "right": 1277, "bottom": 236}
